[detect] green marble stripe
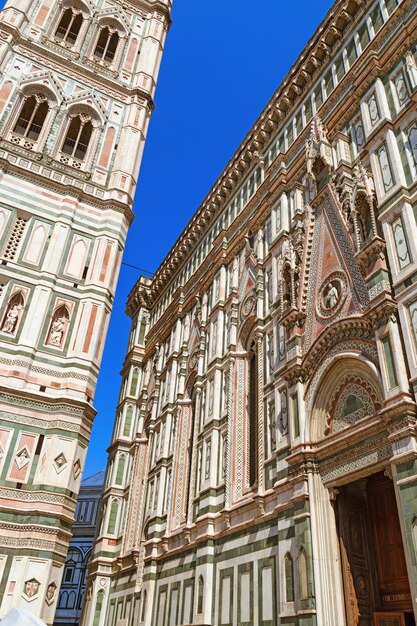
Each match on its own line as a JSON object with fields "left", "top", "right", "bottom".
{"left": 0, "top": 511, "right": 72, "bottom": 529}
{"left": 0, "top": 194, "right": 124, "bottom": 237}
{"left": 0, "top": 343, "right": 100, "bottom": 372}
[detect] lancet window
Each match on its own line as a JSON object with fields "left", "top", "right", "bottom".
{"left": 62, "top": 115, "right": 93, "bottom": 161}
{"left": 93, "top": 27, "right": 119, "bottom": 63}
{"left": 55, "top": 8, "right": 83, "bottom": 45}
{"left": 284, "top": 553, "right": 295, "bottom": 603}
{"left": 13, "top": 95, "right": 49, "bottom": 142}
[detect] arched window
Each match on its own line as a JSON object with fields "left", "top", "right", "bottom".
{"left": 130, "top": 368, "right": 139, "bottom": 396}
{"left": 62, "top": 114, "right": 93, "bottom": 161}
{"left": 55, "top": 8, "right": 83, "bottom": 45}
{"left": 92, "top": 591, "right": 104, "bottom": 626}
{"left": 13, "top": 95, "right": 49, "bottom": 141}
{"left": 284, "top": 553, "right": 295, "bottom": 603}
{"left": 197, "top": 576, "right": 204, "bottom": 615}
{"left": 299, "top": 548, "right": 309, "bottom": 599}
{"left": 94, "top": 27, "right": 119, "bottom": 63}
{"left": 106, "top": 499, "right": 119, "bottom": 534}
{"left": 123, "top": 406, "right": 134, "bottom": 437}
{"left": 140, "top": 590, "right": 147, "bottom": 622}
{"left": 248, "top": 339, "right": 258, "bottom": 487}
{"left": 115, "top": 454, "right": 126, "bottom": 485}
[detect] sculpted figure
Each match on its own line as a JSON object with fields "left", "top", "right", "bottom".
{"left": 324, "top": 282, "right": 339, "bottom": 309}
{"left": 232, "top": 257, "right": 239, "bottom": 288}
{"left": 49, "top": 316, "right": 65, "bottom": 346}
{"left": 2, "top": 303, "right": 20, "bottom": 334}
{"left": 405, "top": 50, "right": 417, "bottom": 76}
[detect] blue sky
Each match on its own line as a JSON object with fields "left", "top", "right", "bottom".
{"left": 2, "top": 0, "right": 335, "bottom": 476}
{"left": 87, "top": 0, "right": 335, "bottom": 476}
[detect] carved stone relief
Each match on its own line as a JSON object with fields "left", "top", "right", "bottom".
{"left": 23, "top": 578, "right": 40, "bottom": 601}
{"left": 1, "top": 291, "right": 25, "bottom": 335}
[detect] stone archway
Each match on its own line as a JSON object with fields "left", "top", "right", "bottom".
{"left": 308, "top": 354, "right": 383, "bottom": 442}
{"left": 306, "top": 352, "right": 415, "bottom": 626}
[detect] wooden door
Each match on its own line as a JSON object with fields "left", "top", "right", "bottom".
{"left": 367, "top": 473, "right": 412, "bottom": 612}
{"left": 338, "top": 483, "right": 379, "bottom": 626}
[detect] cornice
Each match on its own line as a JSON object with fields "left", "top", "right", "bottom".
{"left": 0, "top": 157, "right": 134, "bottom": 224}
{"left": 118, "top": 0, "right": 172, "bottom": 26}
{"left": 0, "top": 386, "right": 97, "bottom": 422}
{"left": 128, "top": 0, "right": 388, "bottom": 306}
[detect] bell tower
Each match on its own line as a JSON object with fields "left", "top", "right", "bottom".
{"left": 0, "top": 0, "right": 171, "bottom": 622}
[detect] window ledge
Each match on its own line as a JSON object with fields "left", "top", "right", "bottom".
{"left": 57, "top": 151, "right": 85, "bottom": 171}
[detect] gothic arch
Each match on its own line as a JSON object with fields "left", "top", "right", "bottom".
{"left": 1, "top": 290, "right": 25, "bottom": 335}
{"left": 64, "top": 102, "right": 104, "bottom": 128}
{"left": 307, "top": 352, "right": 383, "bottom": 442}
{"left": 3, "top": 80, "right": 61, "bottom": 150}
{"left": 46, "top": 304, "right": 70, "bottom": 348}
{"left": 60, "top": 0, "right": 93, "bottom": 16}
{"left": 54, "top": 99, "right": 104, "bottom": 168}
{"left": 237, "top": 315, "right": 257, "bottom": 352}
{"left": 96, "top": 14, "right": 128, "bottom": 37}
{"left": 185, "top": 370, "right": 197, "bottom": 402}
{"left": 196, "top": 575, "right": 204, "bottom": 614}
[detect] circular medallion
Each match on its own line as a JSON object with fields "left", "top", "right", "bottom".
{"left": 317, "top": 272, "right": 347, "bottom": 319}
{"left": 355, "top": 123, "right": 364, "bottom": 148}
{"left": 242, "top": 294, "right": 256, "bottom": 319}
{"left": 369, "top": 96, "right": 379, "bottom": 124}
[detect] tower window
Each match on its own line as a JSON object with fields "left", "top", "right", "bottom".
{"left": 55, "top": 8, "right": 83, "bottom": 45}
{"left": 62, "top": 115, "right": 93, "bottom": 161}
{"left": 94, "top": 28, "right": 119, "bottom": 63}
{"left": 13, "top": 95, "right": 49, "bottom": 141}
{"left": 285, "top": 553, "right": 295, "bottom": 602}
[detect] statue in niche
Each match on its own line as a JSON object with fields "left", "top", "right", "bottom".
{"left": 292, "top": 220, "right": 305, "bottom": 263}
{"left": 3, "top": 304, "right": 20, "bottom": 333}
{"left": 405, "top": 50, "right": 417, "bottom": 87}
{"left": 280, "top": 239, "right": 301, "bottom": 310}
{"left": 244, "top": 233, "right": 253, "bottom": 255}
{"left": 232, "top": 256, "right": 239, "bottom": 288}
{"left": 269, "top": 403, "right": 277, "bottom": 450}
{"left": 323, "top": 282, "right": 340, "bottom": 309}
{"left": 268, "top": 334, "right": 275, "bottom": 375}
{"left": 306, "top": 116, "right": 332, "bottom": 179}
{"left": 183, "top": 313, "right": 191, "bottom": 343}
{"left": 341, "top": 199, "right": 356, "bottom": 239}
{"left": 194, "top": 294, "right": 202, "bottom": 325}
{"left": 49, "top": 317, "right": 65, "bottom": 346}
{"left": 152, "top": 344, "right": 160, "bottom": 373}
{"left": 1, "top": 292, "right": 24, "bottom": 334}
{"left": 256, "top": 227, "right": 264, "bottom": 260}
{"left": 351, "top": 161, "right": 378, "bottom": 248}
{"left": 47, "top": 305, "right": 69, "bottom": 347}
{"left": 280, "top": 392, "right": 288, "bottom": 435}
{"left": 353, "top": 162, "right": 375, "bottom": 200}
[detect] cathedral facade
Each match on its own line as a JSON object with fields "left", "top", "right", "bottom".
{"left": 0, "top": 0, "right": 170, "bottom": 623}
{"left": 86, "top": 0, "right": 417, "bottom": 625}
